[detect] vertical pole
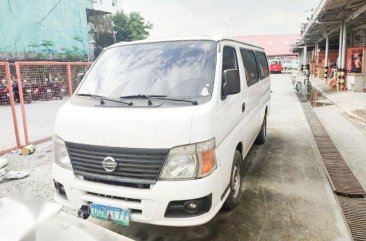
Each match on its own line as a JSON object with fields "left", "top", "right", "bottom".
{"left": 315, "top": 42, "right": 319, "bottom": 77}
{"left": 325, "top": 35, "right": 329, "bottom": 81}
{"left": 15, "top": 62, "right": 29, "bottom": 145}
{"left": 337, "top": 26, "right": 343, "bottom": 90}
{"left": 298, "top": 52, "right": 302, "bottom": 72}
{"left": 304, "top": 45, "right": 307, "bottom": 63}
{"left": 67, "top": 63, "right": 73, "bottom": 96}
{"left": 304, "top": 44, "right": 307, "bottom": 74}
{"left": 5, "top": 63, "right": 21, "bottom": 148}
{"left": 340, "top": 22, "right": 347, "bottom": 90}
{"left": 298, "top": 52, "right": 301, "bottom": 65}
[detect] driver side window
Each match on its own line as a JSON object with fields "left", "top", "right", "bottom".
{"left": 222, "top": 46, "right": 238, "bottom": 71}
{"left": 221, "top": 46, "right": 239, "bottom": 99}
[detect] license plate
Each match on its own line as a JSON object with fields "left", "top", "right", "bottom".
{"left": 61, "top": 88, "right": 65, "bottom": 93}
{"left": 90, "top": 203, "right": 130, "bottom": 226}
{"left": 26, "top": 89, "right": 31, "bottom": 93}
{"left": 47, "top": 89, "right": 52, "bottom": 93}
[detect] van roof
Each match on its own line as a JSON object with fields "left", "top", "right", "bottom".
{"left": 108, "top": 36, "right": 265, "bottom": 51}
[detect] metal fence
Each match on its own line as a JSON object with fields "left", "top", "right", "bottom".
{"left": 0, "top": 61, "right": 91, "bottom": 154}
{"left": 0, "top": 62, "right": 21, "bottom": 155}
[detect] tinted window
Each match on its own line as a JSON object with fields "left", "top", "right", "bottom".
{"left": 78, "top": 41, "right": 217, "bottom": 99}
{"left": 240, "top": 49, "right": 259, "bottom": 86}
{"left": 222, "top": 47, "right": 238, "bottom": 71}
{"left": 255, "top": 52, "right": 269, "bottom": 79}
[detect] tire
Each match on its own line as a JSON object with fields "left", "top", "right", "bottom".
{"left": 307, "top": 81, "right": 312, "bottom": 91}
{"left": 223, "top": 150, "right": 243, "bottom": 211}
{"left": 255, "top": 114, "right": 267, "bottom": 145}
{"left": 45, "top": 93, "right": 52, "bottom": 101}
{"left": 295, "top": 82, "right": 302, "bottom": 92}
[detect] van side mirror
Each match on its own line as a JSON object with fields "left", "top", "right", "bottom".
{"left": 222, "top": 69, "right": 240, "bottom": 97}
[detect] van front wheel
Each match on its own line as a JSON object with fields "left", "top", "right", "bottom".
{"left": 222, "top": 150, "right": 243, "bottom": 210}
{"left": 255, "top": 114, "right": 267, "bottom": 145}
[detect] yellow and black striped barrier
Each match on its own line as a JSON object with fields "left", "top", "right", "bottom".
{"left": 337, "top": 68, "right": 346, "bottom": 90}
{"left": 324, "top": 66, "right": 328, "bottom": 81}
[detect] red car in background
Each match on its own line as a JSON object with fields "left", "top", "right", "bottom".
{"left": 269, "top": 60, "right": 283, "bottom": 74}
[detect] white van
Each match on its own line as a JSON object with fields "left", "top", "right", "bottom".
{"left": 52, "top": 37, "right": 271, "bottom": 227}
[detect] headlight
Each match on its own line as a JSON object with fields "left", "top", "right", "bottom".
{"left": 160, "top": 138, "right": 216, "bottom": 180}
{"left": 54, "top": 136, "right": 72, "bottom": 169}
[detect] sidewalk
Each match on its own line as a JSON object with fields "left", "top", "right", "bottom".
{"left": 310, "top": 77, "right": 366, "bottom": 128}
{"left": 309, "top": 76, "right": 366, "bottom": 191}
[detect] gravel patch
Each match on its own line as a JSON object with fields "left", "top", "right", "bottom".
{"left": 0, "top": 141, "right": 77, "bottom": 215}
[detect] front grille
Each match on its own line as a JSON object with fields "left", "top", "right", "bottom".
{"left": 66, "top": 142, "right": 169, "bottom": 185}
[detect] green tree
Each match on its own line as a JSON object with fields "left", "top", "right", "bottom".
{"left": 40, "top": 40, "right": 55, "bottom": 53}
{"left": 112, "top": 11, "right": 153, "bottom": 42}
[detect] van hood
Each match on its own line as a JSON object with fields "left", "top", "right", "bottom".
{"left": 55, "top": 102, "right": 197, "bottom": 149}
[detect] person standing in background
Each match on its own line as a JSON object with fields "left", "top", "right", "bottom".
{"left": 306, "top": 60, "right": 310, "bottom": 76}
{"left": 355, "top": 53, "right": 362, "bottom": 73}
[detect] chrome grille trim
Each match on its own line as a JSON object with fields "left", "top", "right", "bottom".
{"left": 66, "top": 142, "right": 169, "bottom": 185}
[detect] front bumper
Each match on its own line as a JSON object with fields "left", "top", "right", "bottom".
{"left": 52, "top": 163, "right": 229, "bottom": 226}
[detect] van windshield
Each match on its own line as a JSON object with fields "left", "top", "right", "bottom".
{"left": 77, "top": 40, "right": 217, "bottom": 102}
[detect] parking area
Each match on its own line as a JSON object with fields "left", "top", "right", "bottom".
{"left": 0, "top": 98, "right": 68, "bottom": 150}
{"left": 1, "top": 74, "right": 359, "bottom": 241}
{"left": 88, "top": 74, "right": 351, "bottom": 241}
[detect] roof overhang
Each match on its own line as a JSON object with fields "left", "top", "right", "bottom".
{"left": 293, "top": 0, "right": 366, "bottom": 52}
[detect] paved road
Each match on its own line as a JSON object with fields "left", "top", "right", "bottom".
{"left": 91, "top": 74, "right": 351, "bottom": 241}
{"left": 0, "top": 98, "right": 68, "bottom": 150}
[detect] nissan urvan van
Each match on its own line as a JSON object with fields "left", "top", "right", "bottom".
{"left": 52, "top": 37, "right": 271, "bottom": 227}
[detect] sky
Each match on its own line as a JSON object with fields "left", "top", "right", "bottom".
{"left": 122, "top": 0, "right": 321, "bottom": 39}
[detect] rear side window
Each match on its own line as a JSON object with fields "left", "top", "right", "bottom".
{"left": 222, "top": 46, "right": 238, "bottom": 71}
{"left": 255, "top": 52, "right": 269, "bottom": 79}
{"left": 240, "top": 49, "right": 259, "bottom": 87}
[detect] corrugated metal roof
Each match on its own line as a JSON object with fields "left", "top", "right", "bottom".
{"left": 300, "top": 0, "right": 366, "bottom": 42}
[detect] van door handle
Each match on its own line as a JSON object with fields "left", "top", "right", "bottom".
{"left": 242, "top": 102, "right": 246, "bottom": 113}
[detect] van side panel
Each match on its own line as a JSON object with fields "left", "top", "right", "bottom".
{"left": 215, "top": 41, "right": 271, "bottom": 195}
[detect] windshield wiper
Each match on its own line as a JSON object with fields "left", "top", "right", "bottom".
{"left": 119, "top": 94, "right": 198, "bottom": 105}
{"left": 77, "top": 93, "right": 133, "bottom": 106}
{"left": 154, "top": 97, "right": 198, "bottom": 105}
{"left": 76, "top": 93, "right": 103, "bottom": 98}
{"left": 120, "top": 94, "right": 167, "bottom": 99}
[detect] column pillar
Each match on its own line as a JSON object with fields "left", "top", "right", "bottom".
{"left": 324, "top": 35, "right": 329, "bottom": 81}
{"left": 303, "top": 44, "right": 307, "bottom": 74}
{"left": 315, "top": 41, "right": 319, "bottom": 77}
{"left": 338, "top": 23, "right": 347, "bottom": 90}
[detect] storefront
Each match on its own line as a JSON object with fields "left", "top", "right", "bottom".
{"left": 346, "top": 48, "right": 366, "bottom": 91}
{"left": 291, "top": 0, "right": 366, "bottom": 92}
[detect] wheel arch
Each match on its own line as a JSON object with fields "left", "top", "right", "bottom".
{"left": 235, "top": 142, "right": 243, "bottom": 156}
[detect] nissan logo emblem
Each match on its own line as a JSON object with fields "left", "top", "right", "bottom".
{"left": 102, "top": 157, "right": 117, "bottom": 172}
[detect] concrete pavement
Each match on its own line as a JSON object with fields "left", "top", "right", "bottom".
{"left": 0, "top": 74, "right": 355, "bottom": 241}
{"left": 310, "top": 77, "right": 366, "bottom": 128}
{"left": 90, "top": 74, "right": 350, "bottom": 241}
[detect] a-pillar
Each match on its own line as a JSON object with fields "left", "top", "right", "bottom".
{"left": 324, "top": 35, "right": 329, "bottom": 81}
